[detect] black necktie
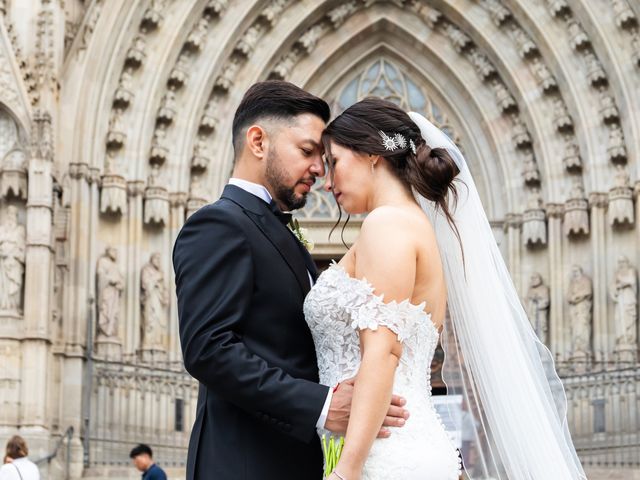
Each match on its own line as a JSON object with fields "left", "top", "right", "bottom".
{"left": 268, "top": 200, "right": 292, "bottom": 226}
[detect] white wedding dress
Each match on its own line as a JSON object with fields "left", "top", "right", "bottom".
{"left": 304, "top": 263, "right": 462, "bottom": 480}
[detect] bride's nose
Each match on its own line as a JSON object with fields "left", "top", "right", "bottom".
{"left": 323, "top": 175, "right": 333, "bottom": 192}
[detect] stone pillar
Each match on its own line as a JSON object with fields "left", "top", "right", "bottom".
{"left": 62, "top": 161, "right": 92, "bottom": 476}
{"left": 589, "top": 193, "right": 609, "bottom": 365}
{"left": 547, "top": 204, "right": 564, "bottom": 360}
{"left": 169, "top": 192, "right": 187, "bottom": 364}
{"left": 126, "top": 181, "right": 144, "bottom": 359}
{"left": 20, "top": 128, "right": 54, "bottom": 453}
{"left": 505, "top": 213, "right": 523, "bottom": 293}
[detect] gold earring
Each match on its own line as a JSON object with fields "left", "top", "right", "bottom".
{"left": 370, "top": 162, "right": 375, "bottom": 174}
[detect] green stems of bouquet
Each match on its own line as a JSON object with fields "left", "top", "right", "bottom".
{"left": 322, "top": 434, "right": 345, "bottom": 478}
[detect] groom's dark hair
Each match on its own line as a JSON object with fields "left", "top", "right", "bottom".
{"left": 232, "top": 80, "right": 330, "bottom": 157}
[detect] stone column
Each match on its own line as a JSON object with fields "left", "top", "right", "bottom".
{"left": 169, "top": 192, "right": 187, "bottom": 364}
{"left": 505, "top": 213, "right": 523, "bottom": 293}
{"left": 61, "top": 161, "right": 91, "bottom": 475}
{"left": 20, "top": 122, "right": 54, "bottom": 452}
{"left": 546, "top": 204, "right": 564, "bottom": 360}
{"left": 126, "top": 181, "right": 144, "bottom": 359}
{"left": 589, "top": 193, "right": 609, "bottom": 365}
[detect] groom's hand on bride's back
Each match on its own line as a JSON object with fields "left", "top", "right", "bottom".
{"left": 324, "top": 377, "right": 410, "bottom": 438}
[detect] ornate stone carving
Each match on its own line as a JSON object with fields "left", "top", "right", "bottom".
{"left": 106, "top": 109, "right": 126, "bottom": 150}
{"left": 271, "top": 51, "right": 300, "bottom": 80}
{"left": 564, "top": 181, "right": 589, "bottom": 237}
{"left": 125, "top": 35, "right": 146, "bottom": 70}
{"left": 113, "top": 69, "right": 134, "bottom": 109}
{"left": 157, "top": 90, "right": 176, "bottom": 126}
{"left": 296, "top": 24, "right": 326, "bottom": 54}
{"left": 204, "top": 0, "right": 229, "bottom": 18}
{"left": 568, "top": 265, "right": 593, "bottom": 359}
{"left": 185, "top": 18, "right": 209, "bottom": 53}
{"left": 607, "top": 124, "right": 627, "bottom": 164}
{"left": 30, "top": 110, "right": 54, "bottom": 162}
{"left": 199, "top": 99, "right": 218, "bottom": 135}
{"left": 612, "top": 0, "right": 637, "bottom": 30}
{"left": 214, "top": 58, "right": 241, "bottom": 92}
{"left": 568, "top": 20, "right": 590, "bottom": 50}
{"left": 149, "top": 127, "right": 169, "bottom": 165}
{"left": 259, "top": 0, "right": 289, "bottom": 28}
{"left": 523, "top": 189, "right": 547, "bottom": 247}
{"left": 100, "top": 155, "right": 127, "bottom": 216}
{"left": 96, "top": 246, "right": 124, "bottom": 339}
{"left": 599, "top": 92, "right": 620, "bottom": 125}
{"left": 168, "top": 55, "right": 189, "bottom": 90}
{"left": 610, "top": 255, "right": 637, "bottom": 362}
{"left": 412, "top": 3, "right": 444, "bottom": 29}
{"left": 327, "top": 1, "right": 359, "bottom": 28}
{"left": 140, "top": 253, "right": 168, "bottom": 352}
{"left": 608, "top": 165, "right": 634, "bottom": 226}
{"left": 140, "top": 0, "right": 164, "bottom": 33}
{"left": 191, "top": 137, "right": 211, "bottom": 172}
{"left": 483, "top": 0, "right": 512, "bottom": 26}
{"left": 552, "top": 98, "right": 573, "bottom": 133}
{"left": 492, "top": 80, "right": 517, "bottom": 114}
{"left": 0, "top": 206, "right": 25, "bottom": 313}
{"left": 235, "top": 24, "right": 263, "bottom": 57}
{"left": 444, "top": 23, "right": 473, "bottom": 53}
{"left": 509, "top": 25, "right": 538, "bottom": 59}
{"left": 187, "top": 173, "right": 209, "bottom": 217}
{"left": 526, "top": 273, "right": 550, "bottom": 345}
{"left": 144, "top": 166, "right": 169, "bottom": 225}
{"left": 512, "top": 117, "right": 532, "bottom": 149}
{"left": 522, "top": 152, "right": 540, "bottom": 186}
{"left": 468, "top": 50, "right": 497, "bottom": 81}
{"left": 633, "top": 34, "right": 640, "bottom": 68}
{"left": 563, "top": 141, "right": 582, "bottom": 172}
{"left": 1, "top": 147, "right": 28, "bottom": 199}
{"left": 545, "top": 0, "right": 571, "bottom": 18}
{"left": 584, "top": 51, "right": 608, "bottom": 88}
{"left": 531, "top": 58, "right": 558, "bottom": 93}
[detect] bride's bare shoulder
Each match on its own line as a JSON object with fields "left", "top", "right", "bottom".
{"left": 361, "top": 205, "right": 431, "bottom": 240}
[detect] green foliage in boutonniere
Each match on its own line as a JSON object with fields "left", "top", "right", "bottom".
{"left": 322, "top": 434, "right": 345, "bottom": 478}
{"left": 288, "top": 218, "right": 314, "bottom": 252}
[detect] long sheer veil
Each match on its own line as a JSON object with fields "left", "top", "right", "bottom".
{"left": 407, "top": 112, "right": 587, "bottom": 479}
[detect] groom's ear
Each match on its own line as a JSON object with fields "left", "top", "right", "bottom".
{"left": 245, "top": 125, "right": 268, "bottom": 160}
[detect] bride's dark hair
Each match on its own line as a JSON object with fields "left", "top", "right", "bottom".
{"left": 322, "top": 97, "right": 462, "bottom": 247}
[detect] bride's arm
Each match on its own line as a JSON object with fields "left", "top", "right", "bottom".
{"left": 332, "top": 208, "right": 417, "bottom": 479}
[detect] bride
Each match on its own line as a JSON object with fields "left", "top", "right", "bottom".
{"left": 303, "top": 98, "right": 587, "bottom": 479}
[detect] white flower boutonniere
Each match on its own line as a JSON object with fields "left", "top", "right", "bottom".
{"left": 289, "top": 218, "right": 314, "bottom": 252}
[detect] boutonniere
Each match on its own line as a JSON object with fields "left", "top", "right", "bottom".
{"left": 288, "top": 218, "right": 314, "bottom": 252}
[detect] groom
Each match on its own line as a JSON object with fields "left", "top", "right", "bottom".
{"left": 173, "top": 81, "right": 407, "bottom": 480}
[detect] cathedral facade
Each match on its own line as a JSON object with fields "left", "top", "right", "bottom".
{"left": 0, "top": 0, "right": 638, "bottom": 478}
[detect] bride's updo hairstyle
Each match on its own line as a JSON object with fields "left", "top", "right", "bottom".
{"left": 322, "top": 97, "right": 462, "bottom": 237}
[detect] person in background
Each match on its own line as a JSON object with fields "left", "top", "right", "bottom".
{"left": 129, "top": 444, "right": 167, "bottom": 480}
{"left": 0, "top": 436, "right": 40, "bottom": 480}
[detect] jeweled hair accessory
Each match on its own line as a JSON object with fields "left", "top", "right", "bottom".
{"left": 379, "top": 130, "right": 414, "bottom": 153}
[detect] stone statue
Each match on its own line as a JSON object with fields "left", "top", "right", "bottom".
{"left": 96, "top": 246, "right": 124, "bottom": 338}
{"left": 610, "top": 256, "right": 637, "bottom": 354}
{"left": 526, "top": 273, "right": 550, "bottom": 344}
{"left": 0, "top": 206, "right": 26, "bottom": 312}
{"left": 568, "top": 265, "right": 593, "bottom": 357}
{"left": 141, "top": 253, "right": 168, "bottom": 351}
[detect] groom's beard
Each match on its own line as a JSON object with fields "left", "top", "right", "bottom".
{"left": 265, "top": 147, "right": 312, "bottom": 211}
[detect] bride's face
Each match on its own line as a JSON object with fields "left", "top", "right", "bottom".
{"left": 323, "top": 141, "right": 372, "bottom": 214}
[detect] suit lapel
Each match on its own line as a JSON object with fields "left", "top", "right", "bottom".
{"left": 222, "top": 185, "right": 311, "bottom": 297}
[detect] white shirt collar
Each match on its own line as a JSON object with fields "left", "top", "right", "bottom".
{"left": 228, "top": 178, "right": 273, "bottom": 204}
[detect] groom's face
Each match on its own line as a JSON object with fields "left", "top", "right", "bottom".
{"left": 265, "top": 113, "right": 325, "bottom": 210}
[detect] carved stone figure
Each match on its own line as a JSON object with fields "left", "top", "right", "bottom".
{"left": 0, "top": 206, "right": 26, "bottom": 312}
{"left": 564, "top": 181, "right": 589, "bottom": 237}
{"left": 608, "top": 164, "right": 634, "bottom": 226}
{"left": 610, "top": 256, "right": 637, "bottom": 358}
{"left": 607, "top": 124, "right": 627, "bottom": 163}
{"left": 523, "top": 189, "right": 547, "bottom": 246}
{"left": 526, "top": 273, "right": 550, "bottom": 344}
{"left": 96, "top": 246, "right": 124, "bottom": 338}
{"left": 141, "top": 253, "right": 168, "bottom": 351}
{"left": 568, "top": 265, "right": 593, "bottom": 357}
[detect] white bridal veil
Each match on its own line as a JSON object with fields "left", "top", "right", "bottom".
{"left": 407, "top": 111, "right": 587, "bottom": 479}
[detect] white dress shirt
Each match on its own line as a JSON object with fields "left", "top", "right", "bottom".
{"left": 227, "top": 178, "right": 333, "bottom": 429}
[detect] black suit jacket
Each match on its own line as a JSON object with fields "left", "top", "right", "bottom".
{"left": 173, "top": 185, "right": 328, "bottom": 480}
